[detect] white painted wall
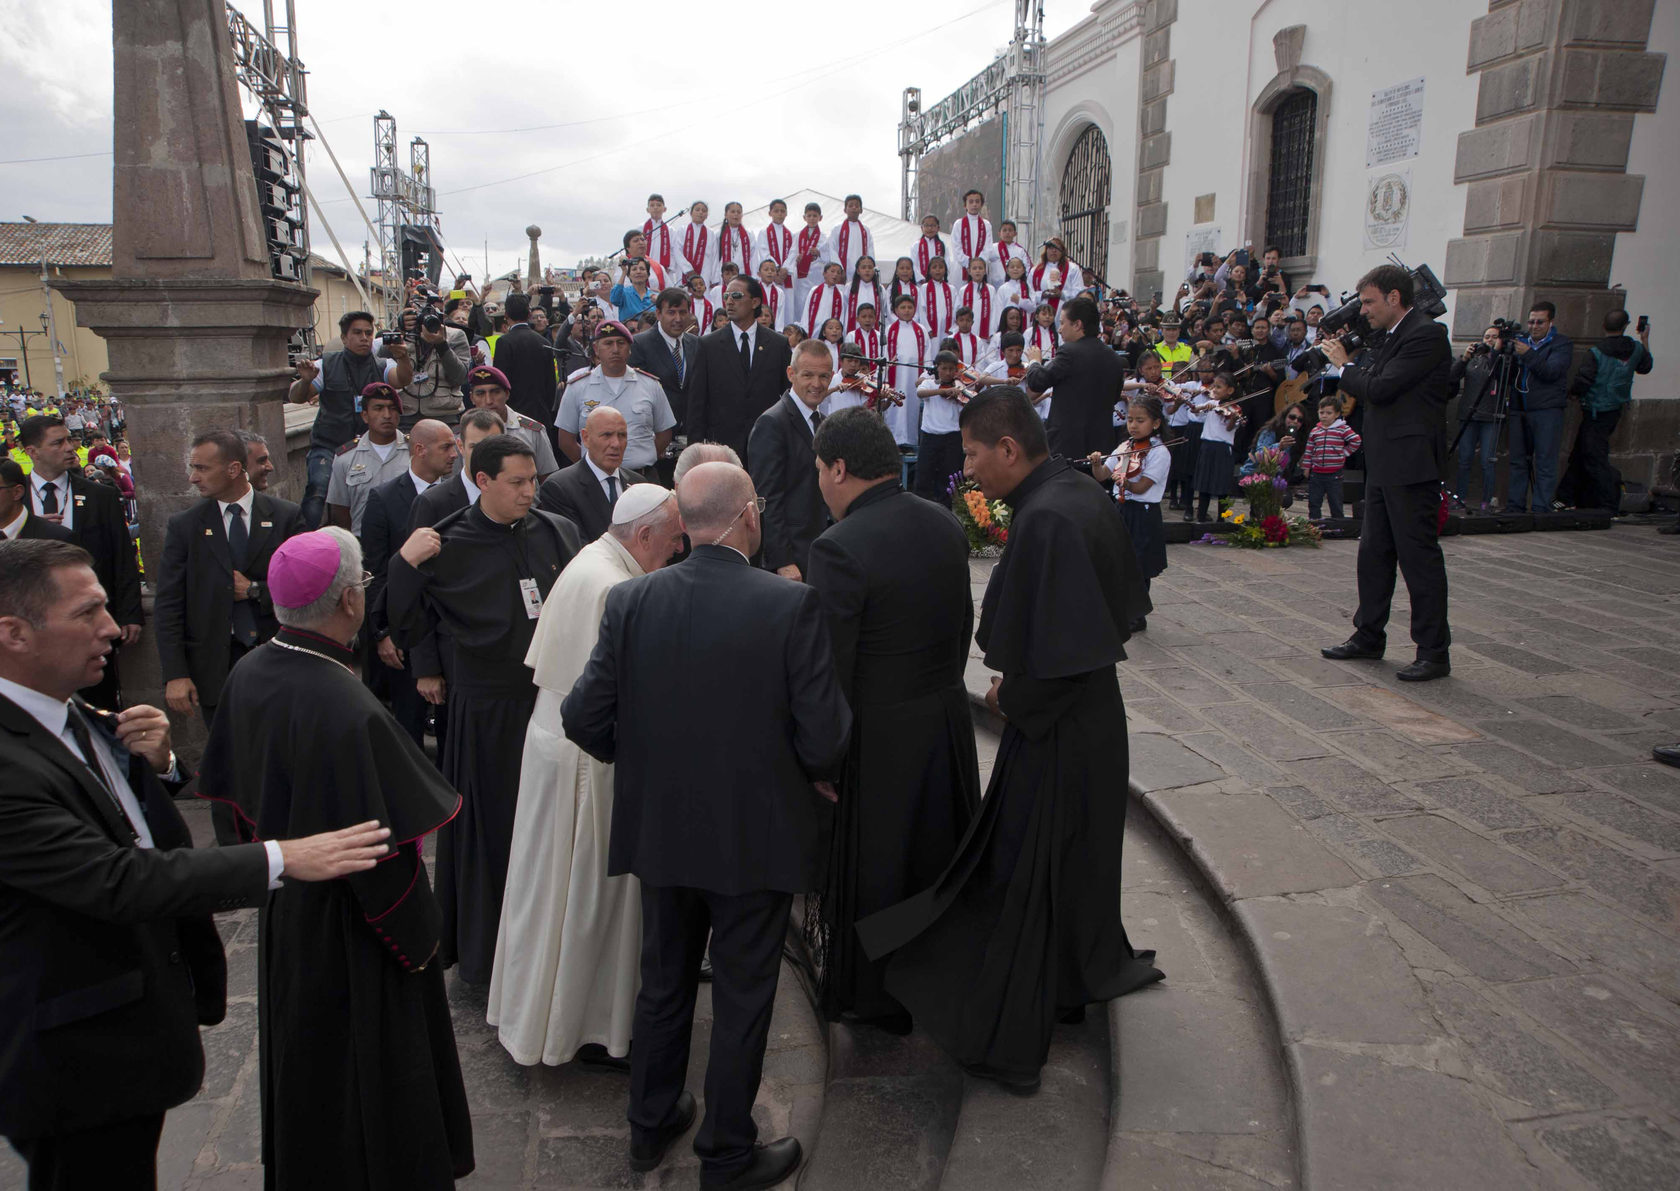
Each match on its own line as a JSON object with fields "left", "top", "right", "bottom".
{"left": 1606, "top": 0, "right": 1677, "bottom": 397}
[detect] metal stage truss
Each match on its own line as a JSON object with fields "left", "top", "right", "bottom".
{"left": 899, "top": 1, "right": 1046, "bottom": 243}
{"left": 370, "top": 112, "right": 437, "bottom": 330}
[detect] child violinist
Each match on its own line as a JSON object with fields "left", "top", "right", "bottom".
{"left": 1090, "top": 393, "right": 1169, "bottom": 632}
{"left": 1191, "top": 370, "right": 1244, "bottom": 522}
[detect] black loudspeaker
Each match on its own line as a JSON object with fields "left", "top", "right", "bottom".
{"left": 245, "top": 120, "right": 305, "bottom": 282}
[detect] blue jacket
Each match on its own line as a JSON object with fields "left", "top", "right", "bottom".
{"left": 1517, "top": 330, "right": 1573, "bottom": 411}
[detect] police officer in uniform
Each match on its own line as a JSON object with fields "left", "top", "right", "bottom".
{"left": 555, "top": 321, "right": 677, "bottom": 477}
{"left": 461, "top": 365, "right": 561, "bottom": 481}
{"left": 324, "top": 383, "right": 412, "bottom": 536}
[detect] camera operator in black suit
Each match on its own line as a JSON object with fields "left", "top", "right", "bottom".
{"left": 1319, "top": 264, "right": 1453, "bottom": 683}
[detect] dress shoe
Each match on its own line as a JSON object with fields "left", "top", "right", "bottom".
{"left": 1128, "top": 617, "right": 1147, "bottom": 634}
{"left": 1321, "top": 639, "right": 1384, "bottom": 661}
{"left": 1396, "top": 658, "right": 1451, "bottom": 682}
{"left": 962, "top": 1063, "right": 1041, "bottom": 1096}
{"left": 574, "top": 1043, "right": 631, "bottom": 1073}
{"left": 629, "top": 1090, "right": 696, "bottom": 1172}
{"left": 1654, "top": 745, "right": 1680, "bottom": 769}
{"left": 701, "top": 1137, "right": 802, "bottom": 1190}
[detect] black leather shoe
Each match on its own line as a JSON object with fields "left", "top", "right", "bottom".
{"left": 629, "top": 1090, "right": 696, "bottom": 1172}
{"left": 1654, "top": 745, "right": 1680, "bottom": 769}
{"left": 1396, "top": 658, "right": 1451, "bottom": 682}
{"left": 1321, "top": 639, "right": 1384, "bottom": 661}
{"left": 701, "top": 1137, "right": 803, "bottom": 1190}
{"left": 574, "top": 1043, "right": 631, "bottom": 1072}
{"left": 699, "top": 952, "right": 714, "bottom": 982}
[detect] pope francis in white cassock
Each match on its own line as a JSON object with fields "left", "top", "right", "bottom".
{"left": 488, "top": 484, "right": 685, "bottom": 1066}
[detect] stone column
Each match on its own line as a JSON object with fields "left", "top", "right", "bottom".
{"left": 1445, "top": 0, "right": 1670, "bottom": 487}
{"left": 526, "top": 225, "right": 543, "bottom": 290}
{"left": 53, "top": 0, "right": 317, "bottom": 733}
{"left": 1130, "top": 0, "right": 1176, "bottom": 300}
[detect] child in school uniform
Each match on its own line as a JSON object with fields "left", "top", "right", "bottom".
{"left": 1192, "top": 371, "right": 1243, "bottom": 523}
{"left": 1091, "top": 394, "right": 1170, "bottom": 632}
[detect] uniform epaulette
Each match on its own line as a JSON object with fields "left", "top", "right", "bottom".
{"left": 634, "top": 368, "right": 661, "bottom": 383}
{"left": 337, "top": 436, "right": 361, "bottom": 455}
{"left": 566, "top": 366, "right": 593, "bottom": 383}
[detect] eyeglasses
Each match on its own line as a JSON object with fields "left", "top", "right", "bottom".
{"left": 723, "top": 290, "right": 750, "bottom": 301}
{"left": 710, "top": 496, "right": 766, "bottom": 546}
{"left": 355, "top": 570, "right": 375, "bottom": 589}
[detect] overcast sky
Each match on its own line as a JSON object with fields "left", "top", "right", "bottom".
{"left": 1, "top": 0, "right": 1086, "bottom": 274}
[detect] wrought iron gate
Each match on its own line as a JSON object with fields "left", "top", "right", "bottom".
{"left": 1059, "top": 125, "right": 1111, "bottom": 289}
{"left": 1265, "top": 89, "right": 1316, "bottom": 258}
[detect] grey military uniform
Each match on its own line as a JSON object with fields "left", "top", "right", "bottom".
{"left": 555, "top": 366, "right": 676, "bottom": 470}
{"left": 326, "top": 432, "right": 412, "bottom": 535}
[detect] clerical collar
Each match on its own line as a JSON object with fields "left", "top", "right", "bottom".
{"left": 271, "top": 627, "right": 356, "bottom": 670}
{"left": 1001, "top": 456, "right": 1065, "bottom": 509}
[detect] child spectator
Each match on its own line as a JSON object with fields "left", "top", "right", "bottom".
{"left": 1301, "top": 395, "right": 1362, "bottom": 519}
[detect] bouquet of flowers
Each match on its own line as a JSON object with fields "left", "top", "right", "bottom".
{"left": 1238, "top": 444, "right": 1292, "bottom": 520}
{"left": 948, "top": 473, "right": 1010, "bottom": 554}
{"left": 1196, "top": 507, "right": 1323, "bottom": 549}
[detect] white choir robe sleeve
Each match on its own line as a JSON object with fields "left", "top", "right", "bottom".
{"left": 1061, "top": 262, "right": 1086, "bottom": 296}
{"left": 999, "top": 280, "right": 1038, "bottom": 318}
{"left": 763, "top": 286, "right": 791, "bottom": 332}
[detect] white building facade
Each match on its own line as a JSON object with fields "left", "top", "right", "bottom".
{"left": 913, "top": 0, "right": 1675, "bottom": 487}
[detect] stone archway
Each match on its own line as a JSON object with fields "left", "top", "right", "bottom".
{"left": 1059, "top": 124, "right": 1112, "bottom": 287}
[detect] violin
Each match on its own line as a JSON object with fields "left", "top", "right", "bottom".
{"left": 1189, "top": 397, "right": 1247, "bottom": 423}
{"left": 838, "top": 371, "right": 906, "bottom": 411}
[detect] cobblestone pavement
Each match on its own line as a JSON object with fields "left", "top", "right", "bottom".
{"left": 1095, "top": 525, "right": 1680, "bottom": 1190}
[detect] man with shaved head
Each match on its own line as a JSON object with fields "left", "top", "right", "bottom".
{"left": 563, "top": 462, "right": 850, "bottom": 1188}
{"left": 536, "top": 405, "right": 648, "bottom": 541}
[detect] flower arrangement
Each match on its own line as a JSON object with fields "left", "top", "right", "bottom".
{"left": 948, "top": 473, "right": 1011, "bottom": 554}
{"left": 1238, "top": 445, "right": 1293, "bottom": 519}
{"left": 1196, "top": 507, "right": 1323, "bottom": 549}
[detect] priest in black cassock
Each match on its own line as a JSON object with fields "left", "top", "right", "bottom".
{"left": 197, "top": 527, "right": 473, "bottom": 1190}
{"left": 387, "top": 434, "right": 582, "bottom": 984}
{"left": 806, "top": 408, "right": 980, "bottom": 1029}
{"left": 857, "top": 387, "right": 1163, "bottom": 1094}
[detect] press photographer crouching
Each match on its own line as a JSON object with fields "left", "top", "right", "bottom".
{"left": 1317, "top": 263, "right": 1453, "bottom": 683}
{"left": 289, "top": 311, "right": 412, "bottom": 529}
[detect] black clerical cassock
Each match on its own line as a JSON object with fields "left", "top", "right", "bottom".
{"left": 857, "top": 458, "right": 1163, "bottom": 1085}
{"left": 387, "top": 503, "right": 581, "bottom": 984}
{"left": 198, "top": 626, "right": 474, "bottom": 1189}
{"left": 804, "top": 479, "right": 980, "bottom": 1024}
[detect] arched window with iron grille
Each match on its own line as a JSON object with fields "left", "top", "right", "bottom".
{"left": 1059, "top": 125, "right": 1111, "bottom": 287}
{"left": 1265, "top": 89, "right": 1317, "bottom": 258}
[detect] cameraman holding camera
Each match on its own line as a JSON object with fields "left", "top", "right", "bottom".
{"left": 394, "top": 303, "right": 469, "bottom": 430}
{"left": 1450, "top": 325, "right": 1507, "bottom": 510}
{"left": 1505, "top": 301, "right": 1573, "bottom": 513}
{"left": 1318, "top": 264, "right": 1453, "bottom": 683}
{"left": 289, "top": 310, "right": 412, "bottom": 528}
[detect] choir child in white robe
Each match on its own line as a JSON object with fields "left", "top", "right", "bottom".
{"left": 825, "top": 193, "right": 873, "bottom": 281}
{"left": 960, "top": 257, "right": 1001, "bottom": 338}
{"left": 985, "top": 308, "right": 1030, "bottom": 369}
{"left": 805, "top": 261, "right": 848, "bottom": 336}
{"left": 997, "top": 256, "right": 1037, "bottom": 318}
{"left": 886, "top": 257, "right": 919, "bottom": 322}
{"left": 717, "top": 201, "right": 753, "bottom": 281}
{"left": 678, "top": 201, "right": 719, "bottom": 286}
{"left": 825, "top": 343, "right": 873, "bottom": 414}
{"left": 815, "top": 318, "right": 846, "bottom": 374}
{"left": 851, "top": 305, "right": 884, "bottom": 363}
{"left": 683, "top": 273, "right": 715, "bottom": 334}
{"left": 754, "top": 198, "right": 796, "bottom": 302}
{"left": 488, "top": 485, "right": 687, "bottom": 1069}
{"left": 884, "top": 294, "right": 928, "bottom": 446}
{"left": 949, "top": 308, "right": 983, "bottom": 368}
{"left": 1026, "top": 303, "right": 1060, "bottom": 364}
{"left": 790, "top": 201, "right": 828, "bottom": 313}
{"left": 845, "top": 257, "right": 886, "bottom": 336}
{"left": 756, "top": 260, "right": 791, "bottom": 332}
{"left": 641, "top": 194, "right": 678, "bottom": 277}
{"left": 911, "top": 215, "right": 949, "bottom": 282}
{"left": 982, "top": 219, "right": 1028, "bottom": 287}
{"left": 919, "top": 257, "right": 956, "bottom": 355}
{"left": 952, "top": 189, "right": 993, "bottom": 277}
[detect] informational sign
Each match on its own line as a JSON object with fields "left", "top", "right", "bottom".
{"left": 1183, "top": 225, "right": 1222, "bottom": 276}
{"left": 1364, "top": 170, "right": 1412, "bottom": 250}
{"left": 1367, "top": 77, "right": 1425, "bottom": 167}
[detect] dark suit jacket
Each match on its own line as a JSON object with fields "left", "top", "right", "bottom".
{"left": 493, "top": 322, "right": 560, "bottom": 428}
{"left": 629, "top": 327, "right": 700, "bottom": 425}
{"left": 562, "top": 544, "right": 851, "bottom": 895}
{"left": 686, "top": 324, "right": 794, "bottom": 461}
{"left": 0, "top": 693, "right": 268, "bottom": 1139}
{"left": 16, "top": 511, "right": 76, "bottom": 541}
{"left": 536, "top": 460, "right": 648, "bottom": 542}
{"left": 1337, "top": 307, "right": 1453, "bottom": 487}
{"left": 153, "top": 493, "right": 305, "bottom": 707}
{"left": 360, "top": 470, "right": 422, "bottom": 641}
{"left": 407, "top": 473, "right": 470, "bottom": 532}
{"left": 747, "top": 393, "right": 829, "bottom": 575}
{"left": 401, "top": 475, "right": 472, "bottom": 680}
{"left": 1026, "top": 335, "right": 1127, "bottom": 460}
{"left": 59, "top": 472, "right": 142, "bottom": 627}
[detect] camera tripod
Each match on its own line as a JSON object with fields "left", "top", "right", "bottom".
{"left": 1445, "top": 340, "right": 1521, "bottom": 514}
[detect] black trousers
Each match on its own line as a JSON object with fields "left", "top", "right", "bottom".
{"left": 1558, "top": 407, "right": 1622, "bottom": 511}
{"left": 630, "top": 884, "right": 792, "bottom": 1179}
{"left": 10, "top": 1112, "right": 165, "bottom": 1190}
{"left": 1352, "top": 480, "right": 1451, "bottom": 662}
{"left": 913, "top": 430, "right": 965, "bottom": 503}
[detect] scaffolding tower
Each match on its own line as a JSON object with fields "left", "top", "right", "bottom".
{"left": 898, "top": 1, "right": 1046, "bottom": 241}
{"left": 369, "top": 112, "right": 437, "bottom": 329}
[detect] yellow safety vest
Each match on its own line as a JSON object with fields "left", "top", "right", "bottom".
{"left": 7, "top": 447, "right": 30, "bottom": 475}
{"left": 1152, "top": 341, "right": 1193, "bottom": 379}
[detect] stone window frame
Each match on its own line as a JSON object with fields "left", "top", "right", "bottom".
{"left": 1246, "top": 65, "right": 1333, "bottom": 279}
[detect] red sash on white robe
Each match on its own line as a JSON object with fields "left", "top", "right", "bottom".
{"left": 682, "top": 223, "right": 709, "bottom": 274}
{"left": 847, "top": 281, "right": 883, "bottom": 333}
{"left": 762, "top": 223, "right": 792, "bottom": 285}
{"left": 961, "top": 283, "right": 994, "bottom": 336}
{"left": 689, "top": 295, "right": 714, "bottom": 329}
{"left": 952, "top": 331, "right": 981, "bottom": 366}
{"left": 921, "top": 281, "right": 954, "bottom": 338}
{"left": 796, "top": 226, "right": 823, "bottom": 279}
{"left": 720, "top": 225, "right": 751, "bottom": 273}
{"left": 836, "top": 221, "right": 871, "bottom": 273}
{"left": 915, "top": 236, "right": 945, "bottom": 279}
{"left": 807, "top": 284, "right": 845, "bottom": 332}
{"left": 852, "top": 328, "right": 882, "bottom": 361}
{"left": 960, "top": 216, "right": 992, "bottom": 260}
{"left": 643, "top": 218, "right": 674, "bottom": 269}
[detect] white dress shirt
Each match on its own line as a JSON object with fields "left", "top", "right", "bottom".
{"left": 1, "top": 507, "right": 27, "bottom": 540}
{"left": 733, "top": 321, "right": 760, "bottom": 362}
{"left": 584, "top": 454, "right": 624, "bottom": 502}
{"left": 217, "top": 484, "right": 256, "bottom": 539}
{"left": 0, "top": 675, "right": 284, "bottom": 884}
{"left": 409, "top": 469, "right": 434, "bottom": 496}
{"left": 30, "top": 472, "right": 73, "bottom": 532}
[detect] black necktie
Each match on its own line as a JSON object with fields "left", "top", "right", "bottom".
{"left": 670, "top": 340, "right": 685, "bottom": 384}
{"left": 65, "top": 706, "right": 139, "bottom": 843}
{"left": 227, "top": 505, "right": 258, "bottom": 646}
{"left": 739, "top": 331, "right": 752, "bottom": 374}
{"left": 606, "top": 475, "right": 619, "bottom": 506}
{"left": 810, "top": 410, "right": 825, "bottom": 434}
{"left": 39, "top": 480, "right": 58, "bottom": 516}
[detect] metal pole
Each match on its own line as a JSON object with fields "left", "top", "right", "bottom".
{"left": 23, "top": 218, "right": 66, "bottom": 398}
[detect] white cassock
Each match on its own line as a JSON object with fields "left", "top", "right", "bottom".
{"left": 1026, "top": 323, "right": 1059, "bottom": 363}
{"left": 998, "top": 278, "right": 1038, "bottom": 317}
{"left": 850, "top": 326, "right": 884, "bottom": 366}
{"left": 884, "top": 317, "right": 927, "bottom": 444}
{"left": 846, "top": 279, "right": 886, "bottom": 334}
{"left": 761, "top": 283, "right": 792, "bottom": 332}
{"left": 953, "top": 214, "right": 992, "bottom": 275}
{"left": 949, "top": 330, "right": 982, "bottom": 367}
{"left": 642, "top": 218, "right": 679, "bottom": 275}
{"left": 825, "top": 219, "right": 873, "bottom": 281}
{"left": 910, "top": 235, "right": 948, "bottom": 282}
{"left": 678, "top": 220, "right": 719, "bottom": 285}
{"left": 805, "top": 283, "right": 846, "bottom": 334}
{"left": 983, "top": 238, "right": 1029, "bottom": 287}
{"left": 488, "top": 535, "right": 647, "bottom": 1065}
{"left": 789, "top": 224, "right": 827, "bottom": 312}
{"left": 718, "top": 224, "right": 753, "bottom": 278}
{"left": 687, "top": 294, "right": 716, "bottom": 332}
{"left": 755, "top": 222, "right": 796, "bottom": 297}
{"left": 919, "top": 280, "right": 955, "bottom": 351}
{"left": 960, "top": 281, "right": 1001, "bottom": 337}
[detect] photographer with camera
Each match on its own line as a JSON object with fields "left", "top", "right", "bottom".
{"left": 1504, "top": 301, "right": 1573, "bottom": 514}
{"left": 289, "top": 311, "right": 412, "bottom": 528}
{"left": 1318, "top": 264, "right": 1453, "bottom": 683}
{"left": 1449, "top": 325, "right": 1508, "bottom": 511}
{"left": 1557, "top": 309, "right": 1653, "bottom": 513}
{"left": 394, "top": 302, "right": 469, "bottom": 430}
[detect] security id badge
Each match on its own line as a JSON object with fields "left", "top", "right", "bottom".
{"left": 519, "top": 578, "right": 544, "bottom": 619}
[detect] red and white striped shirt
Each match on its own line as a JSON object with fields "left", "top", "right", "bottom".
{"left": 1300, "top": 419, "right": 1362, "bottom": 473}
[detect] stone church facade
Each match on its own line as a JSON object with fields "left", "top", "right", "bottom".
{"left": 919, "top": 0, "right": 1674, "bottom": 490}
